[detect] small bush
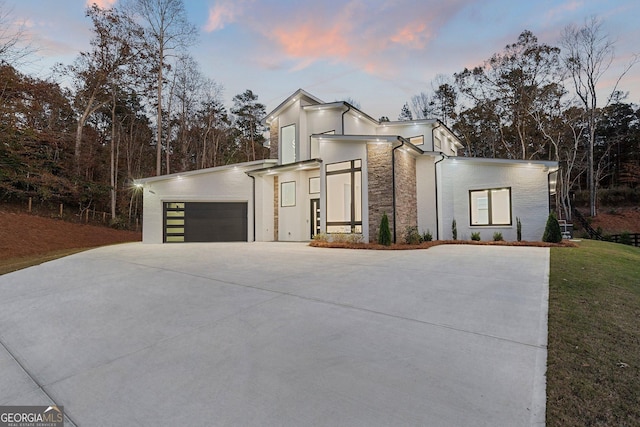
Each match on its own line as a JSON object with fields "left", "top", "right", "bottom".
{"left": 619, "top": 231, "right": 632, "bottom": 245}
{"left": 347, "top": 233, "right": 364, "bottom": 244}
{"left": 542, "top": 212, "right": 562, "bottom": 243}
{"left": 313, "top": 232, "right": 328, "bottom": 242}
{"left": 493, "top": 231, "right": 503, "bottom": 241}
{"left": 471, "top": 232, "right": 481, "bottom": 241}
{"left": 422, "top": 229, "right": 433, "bottom": 242}
{"left": 452, "top": 219, "right": 457, "bottom": 240}
{"left": 403, "top": 226, "right": 422, "bottom": 245}
{"left": 378, "top": 212, "right": 392, "bottom": 246}
{"left": 516, "top": 217, "right": 522, "bottom": 242}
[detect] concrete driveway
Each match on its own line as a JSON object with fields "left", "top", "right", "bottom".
{"left": 0, "top": 243, "right": 549, "bottom": 426}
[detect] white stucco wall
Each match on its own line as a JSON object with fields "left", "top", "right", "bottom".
{"left": 438, "top": 159, "right": 552, "bottom": 241}
{"left": 344, "top": 112, "right": 377, "bottom": 135}
{"left": 254, "top": 175, "right": 274, "bottom": 241}
{"left": 377, "top": 122, "right": 433, "bottom": 150}
{"left": 416, "top": 155, "right": 438, "bottom": 238}
{"left": 276, "top": 169, "right": 322, "bottom": 241}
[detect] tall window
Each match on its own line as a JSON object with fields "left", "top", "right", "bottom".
{"left": 469, "top": 188, "right": 512, "bottom": 226}
{"left": 281, "top": 124, "right": 296, "bottom": 164}
{"left": 326, "top": 160, "right": 362, "bottom": 233}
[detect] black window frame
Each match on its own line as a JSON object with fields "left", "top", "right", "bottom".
{"left": 326, "top": 159, "right": 362, "bottom": 233}
{"left": 468, "top": 187, "right": 512, "bottom": 226}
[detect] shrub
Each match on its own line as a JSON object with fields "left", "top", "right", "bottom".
{"left": 422, "top": 229, "right": 433, "bottom": 242}
{"left": 313, "top": 233, "right": 328, "bottom": 242}
{"left": 452, "top": 219, "right": 457, "bottom": 240}
{"left": 516, "top": 217, "right": 522, "bottom": 242}
{"left": 378, "top": 212, "right": 392, "bottom": 246}
{"left": 403, "top": 226, "right": 422, "bottom": 245}
{"left": 619, "top": 231, "right": 632, "bottom": 246}
{"left": 471, "top": 232, "right": 481, "bottom": 241}
{"left": 493, "top": 231, "right": 503, "bottom": 241}
{"left": 542, "top": 212, "right": 562, "bottom": 243}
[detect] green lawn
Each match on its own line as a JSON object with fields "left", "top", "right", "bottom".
{"left": 547, "top": 240, "right": 640, "bottom": 426}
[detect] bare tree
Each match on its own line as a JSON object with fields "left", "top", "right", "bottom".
{"left": 63, "top": 4, "right": 142, "bottom": 175}
{"left": 561, "top": 16, "right": 638, "bottom": 216}
{"left": 126, "top": 0, "right": 197, "bottom": 176}
{"left": 0, "top": 1, "right": 36, "bottom": 65}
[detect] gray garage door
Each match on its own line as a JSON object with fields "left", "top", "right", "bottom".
{"left": 164, "top": 202, "right": 247, "bottom": 243}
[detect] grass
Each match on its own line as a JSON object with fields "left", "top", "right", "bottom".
{"left": 0, "top": 248, "right": 90, "bottom": 275}
{"left": 547, "top": 240, "right": 640, "bottom": 426}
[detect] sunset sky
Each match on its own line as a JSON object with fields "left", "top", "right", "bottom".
{"left": 6, "top": 0, "right": 640, "bottom": 119}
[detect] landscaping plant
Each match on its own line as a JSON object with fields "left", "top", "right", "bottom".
{"left": 452, "top": 219, "right": 457, "bottom": 240}
{"left": 378, "top": 213, "right": 392, "bottom": 246}
{"left": 471, "top": 231, "right": 481, "bottom": 241}
{"left": 543, "top": 212, "right": 563, "bottom": 243}
{"left": 493, "top": 231, "right": 503, "bottom": 241}
{"left": 516, "top": 217, "right": 522, "bottom": 241}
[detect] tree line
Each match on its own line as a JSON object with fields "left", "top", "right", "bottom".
{"left": 397, "top": 20, "right": 638, "bottom": 220}
{"left": 0, "top": 0, "right": 268, "bottom": 226}
{"left": 1, "top": 1, "right": 637, "bottom": 226}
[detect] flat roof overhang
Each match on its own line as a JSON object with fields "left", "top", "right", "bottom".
{"left": 246, "top": 159, "right": 322, "bottom": 176}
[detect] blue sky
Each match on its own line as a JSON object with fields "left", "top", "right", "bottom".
{"left": 7, "top": 0, "right": 640, "bottom": 120}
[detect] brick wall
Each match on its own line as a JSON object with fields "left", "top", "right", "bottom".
{"left": 367, "top": 144, "right": 393, "bottom": 243}
{"left": 270, "top": 118, "right": 279, "bottom": 160}
{"left": 394, "top": 149, "right": 418, "bottom": 241}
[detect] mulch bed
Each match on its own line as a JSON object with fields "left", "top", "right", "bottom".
{"left": 309, "top": 239, "right": 577, "bottom": 250}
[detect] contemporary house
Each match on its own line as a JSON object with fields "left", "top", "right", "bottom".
{"left": 135, "top": 89, "right": 558, "bottom": 244}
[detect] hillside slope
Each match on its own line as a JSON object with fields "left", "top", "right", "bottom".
{"left": 0, "top": 210, "right": 141, "bottom": 260}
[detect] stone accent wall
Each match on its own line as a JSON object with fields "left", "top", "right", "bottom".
{"left": 273, "top": 176, "right": 279, "bottom": 241}
{"left": 367, "top": 144, "right": 394, "bottom": 243}
{"left": 394, "top": 149, "right": 418, "bottom": 240}
{"left": 270, "top": 118, "right": 279, "bottom": 160}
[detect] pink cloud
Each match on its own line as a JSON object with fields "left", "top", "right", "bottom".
{"left": 86, "top": 0, "right": 118, "bottom": 8}
{"left": 390, "top": 22, "right": 432, "bottom": 49}
{"left": 546, "top": 1, "right": 584, "bottom": 20}
{"left": 204, "top": 0, "right": 251, "bottom": 32}
{"left": 271, "top": 23, "right": 352, "bottom": 62}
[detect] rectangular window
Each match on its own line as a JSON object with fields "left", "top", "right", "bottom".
{"left": 281, "top": 181, "right": 296, "bottom": 207}
{"left": 281, "top": 124, "right": 296, "bottom": 164}
{"left": 164, "top": 202, "right": 185, "bottom": 243}
{"left": 469, "top": 188, "right": 512, "bottom": 226}
{"left": 326, "top": 160, "right": 362, "bottom": 233}
{"left": 309, "top": 177, "right": 320, "bottom": 194}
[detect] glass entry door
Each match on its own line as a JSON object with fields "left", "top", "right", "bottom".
{"left": 310, "top": 198, "right": 321, "bottom": 238}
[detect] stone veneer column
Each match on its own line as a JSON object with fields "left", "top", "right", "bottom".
{"left": 273, "top": 176, "right": 279, "bottom": 241}
{"left": 367, "top": 144, "right": 394, "bottom": 243}
{"left": 270, "top": 118, "right": 279, "bottom": 160}
{"left": 394, "top": 149, "right": 418, "bottom": 240}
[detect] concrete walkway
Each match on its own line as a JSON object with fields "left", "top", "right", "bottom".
{"left": 0, "top": 243, "right": 549, "bottom": 426}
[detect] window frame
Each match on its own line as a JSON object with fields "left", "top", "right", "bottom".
{"left": 281, "top": 123, "right": 296, "bottom": 164}
{"left": 468, "top": 187, "right": 512, "bottom": 226}
{"left": 325, "top": 159, "right": 362, "bottom": 233}
{"left": 281, "top": 181, "right": 296, "bottom": 207}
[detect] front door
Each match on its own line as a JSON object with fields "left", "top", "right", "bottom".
{"left": 310, "top": 198, "right": 321, "bottom": 238}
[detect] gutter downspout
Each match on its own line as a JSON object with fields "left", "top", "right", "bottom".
{"left": 434, "top": 153, "right": 446, "bottom": 240}
{"left": 341, "top": 103, "right": 351, "bottom": 134}
{"left": 248, "top": 174, "right": 256, "bottom": 242}
{"left": 431, "top": 122, "right": 443, "bottom": 240}
{"left": 391, "top": 137, "right": 405, "bottom": 244}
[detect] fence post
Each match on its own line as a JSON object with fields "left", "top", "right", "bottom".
{"left": 102, "top": 212, "right": 106, "bottom": 222}
{"left": 85, "top": 209, "right": 89, "bottom": 223}
{"left": 28, "top": 197, "right": 32, "bottom": 213}
{"left": 59, "top": 203, "right": 63, "bottom": 217}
